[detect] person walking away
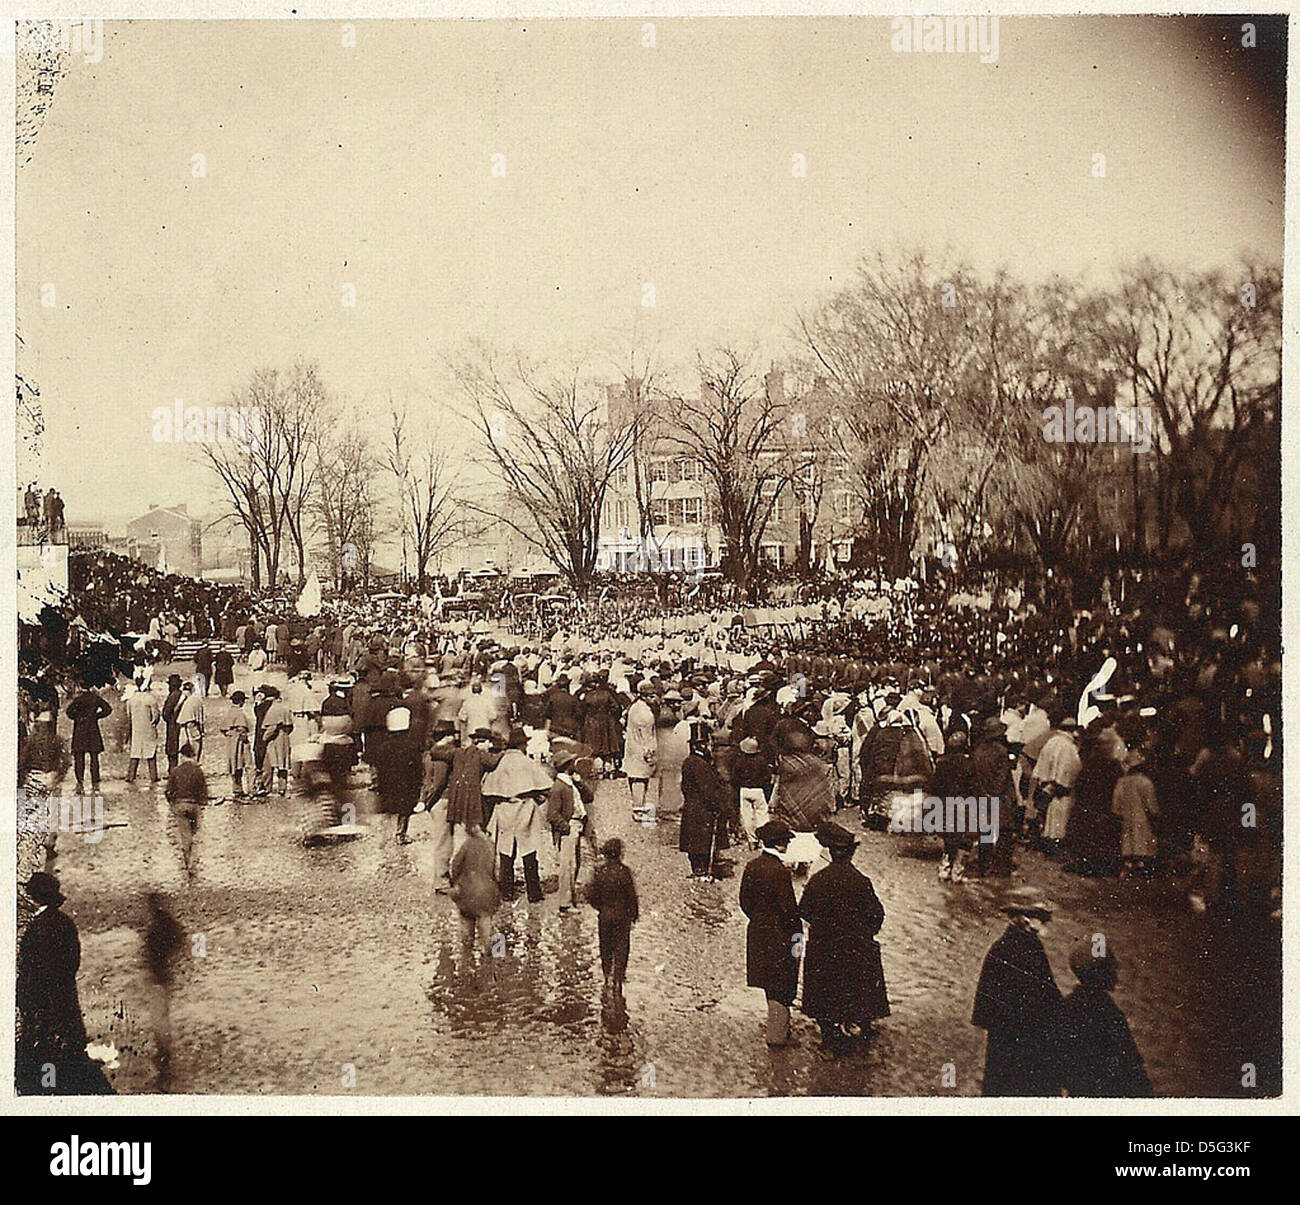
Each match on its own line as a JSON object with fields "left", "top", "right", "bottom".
{"left": 930, "top": 729, "right": 978, "bottom": 881}
{"left": 161, "top": 674, "right": 184, "bottom": 772}
{"left": 971, "top": 887, "right": 1063, "bottom": 1095}
{"left": 586, "top": 838, "right": 639, "bottom": 999}
{"left": 799, "top": 821, "right": 889, "bottom": 1056}
{"left": 193, "top": 644, "right": 213, "bottom": 697}
{"left": 739, "top": 821, "right": 803, "bottom": 1048}
{"left": 65, "top": 683, "right": 111, "bottom": 794}
{"left": 1056, "top": 941, "right": 1151, "bottom": 1097}
{"left": 547, "top": 747, "right": 593, "bottom": 910}
{"left": 449, "top": 824, "right": 501, "bottom": 965}
{"left": 16, "top": 873, "right": 114, "bottom": 1095}
{"left": 374, "top": 706, "right": 423, "bottom": 843}
{"left": 213, "top": 647, "right": 235, "bottom": 697}
{"left": 734, "top": 736, "right": 772, "bottom": 849}
{"left": 124, "top": 677, "right": 161, "bottom": 784}
{"left": 679, "top": 724, "right": 731, "bottom": 880}
{"left": 165, "top": 743, "right": 208, "bottom": 880}
{"left": 432, "top": 727, "right": 503, "bottom": 838}
{"left": 142, "top": 892, "right": 185, "bottom": 1092}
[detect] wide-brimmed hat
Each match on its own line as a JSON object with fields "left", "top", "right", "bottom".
{"left": 471, "top": 727, "right": 496, "bottom": 742}
{"left": 1000, "top": 885, "right": 1055, "bottom": 919}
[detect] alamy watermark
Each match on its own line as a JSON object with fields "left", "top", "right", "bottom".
{"left": 152, "top": 402, "right": 261, "bottom": 448}
{"left": 18, "top": 20, "right": 104, "bottom": 64}
{"left": 890, "top": 791, "right": 1001, "bottom": 844}
{"left": 1042, "top": 398, "right": 1153, "bottom": 453}
{"left": 891, "top": 16, "right": 1000, "bottom": 65}
{"left": 18, "top": 791, "right": 106, "bottom": 844}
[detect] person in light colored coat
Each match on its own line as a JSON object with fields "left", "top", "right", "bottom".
{"left": 125, "top": 681, "right": 161, "bottom": 783}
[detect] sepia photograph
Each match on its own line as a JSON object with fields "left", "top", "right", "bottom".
{"left": 9, "top": 7, "right": 1287, "bottom": 1117}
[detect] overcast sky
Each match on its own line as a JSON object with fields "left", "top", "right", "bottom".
{"left": 17, "top": 16, "right": 1285, "bottom": 526}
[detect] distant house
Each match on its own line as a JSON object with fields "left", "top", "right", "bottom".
{"left": 125, "top": 503, "right": 203, "bottom": 578}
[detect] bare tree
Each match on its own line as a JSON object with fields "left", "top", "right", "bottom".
{"left": 314, "top": 424, "right": 380, "bottom": 591}
{"left": 198, "top": 362, "right": 325, "bottom": 589}
{"left": 456, "top": 350, "right": 640, "bottom": 597}
{"left": 663, "top": 347, "right": 795, "bottom": 600}
{"left": 385, "top": 400, "right": 471, "bottom": 593}
{"left": 1092, "top": 259, "right": 1282, "bottom": 551}
{"left": 800, "top": 250, "right": 983, "bottom": 578}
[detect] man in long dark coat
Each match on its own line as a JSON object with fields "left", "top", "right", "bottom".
{"left": 972, "top": 888, "right": 1063, "bottom": 1095}
{"left": 679, "top": 727, "right": 731, "bottom": 878}
{"left": 16, "top": 873, "right": 113, "bottom": 1095}
{"left": 799, "top": 821, "right": 889, "bottom": 1055}
{"left": 65, "top": 685, "right": 111, "bottom": 793}
{"left": 739, "top": 821, "right": 802, "bottom": 1048}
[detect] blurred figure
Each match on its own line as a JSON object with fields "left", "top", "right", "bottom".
{"left": 449, "top": 824, "right": 501, "bottom": 963}
{"left": 143, "top": 892, "right": 186, "bottom": 1092}
{"left": 1056, "top": 941, "right": 1151, "bottom": 1097}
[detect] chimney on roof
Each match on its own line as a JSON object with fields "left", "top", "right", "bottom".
{"left": 149, "top": 503, "right": 159, "bottom": 511}
{"left": 176, "top": 503, "right": 188, "bottom": 514}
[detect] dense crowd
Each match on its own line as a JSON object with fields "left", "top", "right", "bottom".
{"left": 15, "top": 543, "right": 1282, "bottom": 1093}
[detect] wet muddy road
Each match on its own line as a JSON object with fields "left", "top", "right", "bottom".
{"left": 42, "top": 668, "right": 1281, "bottom": 1098}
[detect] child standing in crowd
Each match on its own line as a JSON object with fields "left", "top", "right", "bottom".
{"left": 586, "top": 839, "right": 639, "bottom": 999}
{"left": 449, "top": 824, "right": 501, "bottom": 963}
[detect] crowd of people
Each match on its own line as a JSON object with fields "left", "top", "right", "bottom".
{"left": 15, "top": 541, "right": 1282, "bottom": 1093}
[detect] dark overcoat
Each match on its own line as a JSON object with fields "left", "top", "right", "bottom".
{"left": 16, "top": 906, "right": 112, "bottom": 1094}
{"left": 65, "top": 691, "right": 111, "bottom": 755}
{"left": 738, "top": 851, "right": 802, "bottom": 1002}
{"left": 679, "top": 753, "right": 730, "bottom": 858}
{"left": 798, "top": 859, "right": 890, "bottom": 1022}
{"left": 1057, "top": 985, "right": 1152, "bottom": 1097}
{"left": 971, "top": 921, "right": 1063, "bottom": 1096}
